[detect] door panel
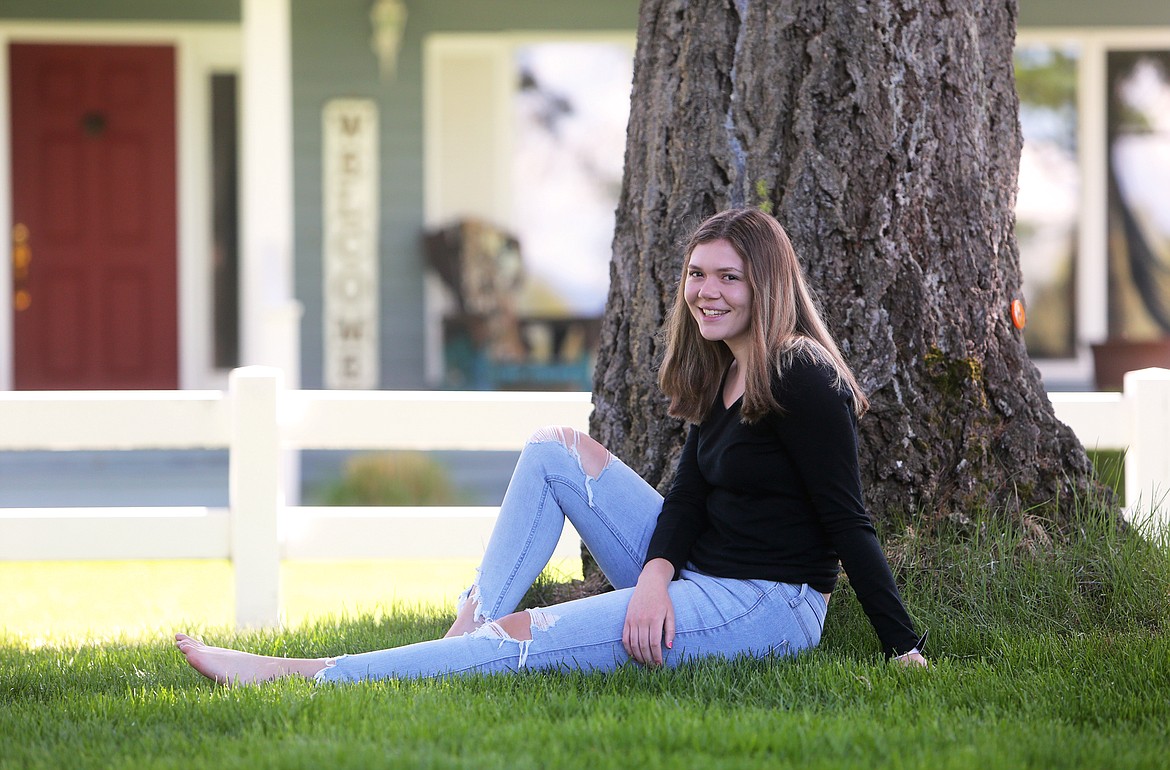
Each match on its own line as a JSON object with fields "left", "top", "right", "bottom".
{"left": 103, "top": 269, "right": 152, "bottom": 377}
{"left": 42, "top": 270, "right": 88, "bottom": 379}
{"left": 10, "top": 43, "right": 178, "bottom": 389}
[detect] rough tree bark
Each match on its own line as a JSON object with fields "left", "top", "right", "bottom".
{"left": 590, "top": 0, "right": 1100, "bottom": 533}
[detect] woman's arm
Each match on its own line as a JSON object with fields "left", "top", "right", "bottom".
{"left": 642, "top": 425, "right": 711, "bottom": 577}
{"left": 771, "top": 360, "right": 923, "bottom": 657}
{"left": 625, "top": 424, "right": 711, "bottom": 667}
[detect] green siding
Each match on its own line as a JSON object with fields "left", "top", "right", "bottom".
{"left": 408, "top": 0, "right": 638, "bottom": 32}
{"left": 292, "top": 0, "right": 422, "bottom": 389}
{"left": 1020, "top": 0, "right": 1170, "bottom": 27}
{"left": 0, "top": 0, "right": 238, "bottom": 22}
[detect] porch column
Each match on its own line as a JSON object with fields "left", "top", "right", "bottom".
{"left": 241, "top": 0, "right": 301, "bottom": 387}
{"left": 242, "top": 0, "right": 301, "bottom": 511}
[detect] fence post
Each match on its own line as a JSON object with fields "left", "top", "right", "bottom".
{"left": 229, "top": 366, "right": 283, "bottom": 628}
{"left": 1123, "top": 368, "right": 1170, "bottom": 533}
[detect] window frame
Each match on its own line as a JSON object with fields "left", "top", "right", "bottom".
{"left": 421, "top": 31, "right": 635, "bottom": 385}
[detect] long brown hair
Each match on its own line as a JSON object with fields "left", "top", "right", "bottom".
{"left": 658, "top": 209, "right": 868, "bottom": 423}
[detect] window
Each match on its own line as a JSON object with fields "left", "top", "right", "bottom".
{"left": 1106, "top": 50, "right": 1170, "bottom": 341}
{"left": 210, "top": 73, "right": 239, "bottom": 370}
{"left": 510, "top": 42, "right": 630, "bottom": 320}
{"left": 1015, "top": 31, "right": 1170, "bottom": 389}
{"left": 424, "top": 35, "right": 633, "bottom": 389}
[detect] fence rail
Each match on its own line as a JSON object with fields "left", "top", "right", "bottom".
{"left": 1048, "top": 367, "right": 1170, "bottom": 523}
{"left": 1, "top": 365, "right": 1167, "bottom": 628}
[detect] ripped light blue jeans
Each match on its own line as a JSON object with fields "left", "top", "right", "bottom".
{"left": 316, "top": 428, "right": 827, "bottom": 683}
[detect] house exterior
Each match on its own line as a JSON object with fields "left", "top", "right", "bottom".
{"left": 1, "top": 0, "right": 1167, "bottom": 394}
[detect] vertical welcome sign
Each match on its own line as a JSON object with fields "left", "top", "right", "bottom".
{"left": 323, "top": 99, "right": 379, "bottom": 389}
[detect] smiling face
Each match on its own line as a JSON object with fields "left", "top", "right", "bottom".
{"left": 684, "top": 238, "right": 754, "bottom": 358}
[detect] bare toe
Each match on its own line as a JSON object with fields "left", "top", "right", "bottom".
{"left": 174, "top": 633, "right": 203, "bottom": 655}
{"left": 172, "top": 632, "right": 325, "bottom": 686}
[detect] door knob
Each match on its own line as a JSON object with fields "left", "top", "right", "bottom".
{"left": 12, "top": 223, "right": 30, "bottom": 311}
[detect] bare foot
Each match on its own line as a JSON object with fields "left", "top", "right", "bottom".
{"left": 174, "top": 633, "right": 328, "bottom": 686}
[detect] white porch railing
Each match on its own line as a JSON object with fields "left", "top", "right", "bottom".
{"left": 1, "top": 366, "right": 1167, "bottom": 628}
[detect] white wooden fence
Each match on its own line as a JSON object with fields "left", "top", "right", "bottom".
{"left": 0, "top": 367, "right": 592, "bottom": 627}
{"left": 1, "top": 365, "right": 1167, "bottom": 628}
{"left": 1048, "top": 367, "right": 1170, "bottom": 526}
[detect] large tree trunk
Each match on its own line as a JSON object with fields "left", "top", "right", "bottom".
{"left": 591, "top": 0, "right": 1100, "bottom": 531}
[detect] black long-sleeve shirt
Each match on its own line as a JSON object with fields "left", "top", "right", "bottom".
{"left": 644, "top": 357, "right": 920, "bottom": 656}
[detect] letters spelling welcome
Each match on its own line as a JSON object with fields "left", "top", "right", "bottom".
{"left": 325, "top": 101, "right": 378, "bottom": 388}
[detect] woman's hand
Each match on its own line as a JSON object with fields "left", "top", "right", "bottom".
{"left": 622, "top": 558, "right": 676, "bottom": 667}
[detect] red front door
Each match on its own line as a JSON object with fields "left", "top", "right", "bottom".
{"left": 10, "top": 43, "right": 178, "bottom": 389}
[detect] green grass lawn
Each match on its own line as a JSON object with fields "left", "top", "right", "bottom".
{"left": 2, "top": 511, "right": 1168, "bottom": 769}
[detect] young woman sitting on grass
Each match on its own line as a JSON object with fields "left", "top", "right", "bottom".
{"left": 175, "top": 208, "right": 927, "bottom": 685}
